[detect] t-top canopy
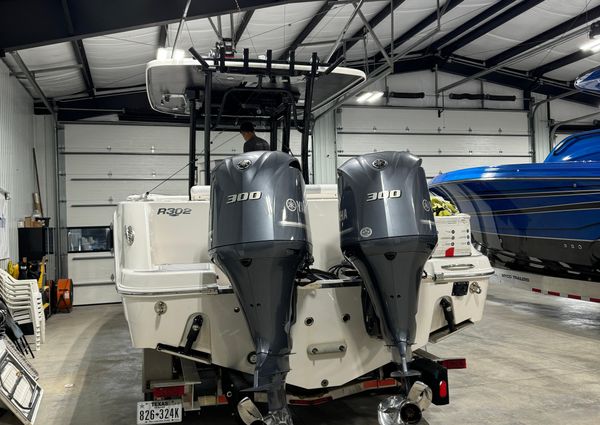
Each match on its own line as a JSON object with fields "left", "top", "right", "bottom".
{"left": 146, "top": 57, "right": 366, "bottom": 116}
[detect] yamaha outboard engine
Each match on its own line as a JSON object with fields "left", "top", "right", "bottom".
{"left": 210, "top": 151, "right": 310, "bottom": 424}
{"left": 337, "top": 151, "right": 437, "bottom": 380}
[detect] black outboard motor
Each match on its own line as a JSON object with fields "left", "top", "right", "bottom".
{"left": 338, "top": 151, "right": 437, "bottom": 380}
{"left": 209, "top": 151, "right": 310, "bottom": 423}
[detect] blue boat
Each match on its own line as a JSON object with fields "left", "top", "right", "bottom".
{"left": 430, "top": 130, "right": 600, "bottom": 282}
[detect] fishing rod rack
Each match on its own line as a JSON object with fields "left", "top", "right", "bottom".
{"left": 184, "top": 46, "right": 344, "bottom": 194}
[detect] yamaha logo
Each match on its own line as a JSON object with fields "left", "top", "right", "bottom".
{"left": 286, "top": 198, "right": 297, "bottom": 212}
{"left": 360, "top": 227, "right": 373, "bottom": 238}
{"left": 372, "top": 159, "right": 387, "bottom": 170}
{"left": 125, "top": 225, "right": 135, "bottom": 246}
{"left": 422, "top": 199, "right": 431, "bottom": 212}
{"left": 237, "top": 159, "right": 252, "bottom": 170}
{"left": 285, "top": 198, "right": 306, "bottom": 213}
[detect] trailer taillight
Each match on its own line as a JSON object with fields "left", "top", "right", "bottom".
{"left": 439, "top": 358, "right": 467, "bottom": 369}
{"left": 152, "top": 385, "right": 185, "bottom": 398}
{"left": 439, "top": 380, "right": 448, "bottom": 399}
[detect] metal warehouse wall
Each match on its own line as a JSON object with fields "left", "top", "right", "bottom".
{"left": 61, "top": 123, "right": 305, "bottom": 304}
{"left": 0, "top": 62, "right": 38, "bottom": 267}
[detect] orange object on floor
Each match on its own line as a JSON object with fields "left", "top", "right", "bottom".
{"left": 56, "top": 279, "right": 73, "bottom": 313}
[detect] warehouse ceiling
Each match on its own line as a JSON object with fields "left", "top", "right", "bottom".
{"left": 2, "top": 0, "right": 600, "bottom": 121}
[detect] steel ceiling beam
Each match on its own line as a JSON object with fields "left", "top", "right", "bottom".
{"left": 315, "top": 7, "right": 452, "bottom": 118}
{"left": 208, "top": 17, "right": 225, "bottom": 43}
{"left": 11, "top": 64, "right": 83, "bottom": 77}
{"left": 436, "top": 25, "right": 590, "bottom": 93}
{"left": 530, "top": 51, "right": 592, "bottom": 77}
{"left": 423, "top": 0, "right": 516, "bottom": 53}
{"left": 73, "top": 40, "right": 95, "bottom": 97}
{"left": 278, "top": 1, "right": 334, "bottom": 60}
{"left": 356, "top": 8, "right": 391, "bottom": 66}
{"left": 486, "top": 5, "right": 600, "bottom": 67}
{"left": 10, "top": 52, "right": 55, "bottom": 116}
{"left": 325, "top": 0, "right": 365, "bottom": 62}
{"left": 439, "top": 0, "right": 545, "bottom": 58}
{"left": 386, "top": 53, "right": 600, "bottom": 107}
{"left": 436, "top": 56, "right": 600, "bottom": 107}
{"left": 330, "top": 0, "right": 408, "bottom": 62}
{"left": 61, "top": 0, "right": 95, "bottom": 96}
{"left": 299, "top": 36, "right": 363, "bottom": 47}
{"left": 0, "top": 0, "right": 317, "bottom": 52}
{"left": 373, "top": 0, "right": 464, "bottom": 63}
{"left": 234, "top": 11, "right": 254, "bottom": 46}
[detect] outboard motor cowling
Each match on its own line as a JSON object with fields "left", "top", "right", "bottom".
{"left": 337, "top": 152, "right": 437, "bottom": 378}
{"left": 209, "top": 151, "right": 310, "bottom": 421}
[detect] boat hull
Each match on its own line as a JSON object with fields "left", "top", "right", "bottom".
{"left": 430, "top": 164, "right": 600, "bottom": 281}
{"left": 114, "top": 186, "right": 492, "bottom": 390}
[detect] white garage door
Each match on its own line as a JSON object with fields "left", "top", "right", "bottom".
{"left": 337, "top": 107, "right": 531, "bottom": 178}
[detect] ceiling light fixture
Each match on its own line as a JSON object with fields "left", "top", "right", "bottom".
{"left": 581, "top": 39, "right": 600, "bottom": 51}
{"left": 581, "top": 22, "right": 600, "bottom": 51}
{"left": 356, "top": 92, "right": 374, "bottom": 103}
{"left": 367, "top": 91, "right": 384, "bottom": 102}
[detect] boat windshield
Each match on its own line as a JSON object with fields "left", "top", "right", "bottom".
{"left": 545, "top": 130, "right": 600, "bottom": 163}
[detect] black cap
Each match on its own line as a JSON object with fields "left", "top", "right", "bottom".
{"left": 240, "top": 121, "right": 255, "bottom": 133}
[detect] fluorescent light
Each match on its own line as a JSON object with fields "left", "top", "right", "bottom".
{"left": 580, "top": 39, "right": 600, "bottom": 51}
{"left": 356, "top": 92, "right": 374, "bottom": 103}
{"left": 367, "top": 91, "right": 384, "bottom": 102}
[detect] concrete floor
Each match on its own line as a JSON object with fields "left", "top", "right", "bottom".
{"left": 2, "top": 281, "right": 599, "bottom": 425}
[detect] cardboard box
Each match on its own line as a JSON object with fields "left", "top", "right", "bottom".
{"left": 24, "top": 217, "right": 43, "bottom": 228}
{"left": 432, "top": 213, "right": 472, "bottom": 258}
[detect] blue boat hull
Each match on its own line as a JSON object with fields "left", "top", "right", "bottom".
{"left": 430, "top": 165, "right": 600, "bottom": 282}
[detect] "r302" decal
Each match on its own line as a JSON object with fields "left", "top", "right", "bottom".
{"left": 366, "top": 189, "right": 402, "bottom": 202}
{"left": 157, "top": 207, "right": 192, "bottom": 216}
{"left": 226, "top": 191, "right": 262, "bottom": 204}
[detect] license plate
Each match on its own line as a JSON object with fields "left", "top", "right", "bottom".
{"left": 137, "top": 400, "right": 183, "bottom": 424}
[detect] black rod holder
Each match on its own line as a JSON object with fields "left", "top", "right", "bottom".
{"left": 282, "top": 103, "right": 291, "bottom": 154}
{"left": 219, "top": 47, "right": 226, "bottom": 72}
{"left": 204, "top": 72, "right": 213, "bottom": 186}
{"left": 243, "top": 48, "right": 249, "bottom": 73}
{"left": 266, "top": 49, "right": 272, "bottom": 74}
{"left": 270, "top": 115, "right": 278, "bottom": 151}
{"left": 188, "top": 95, "right": 199, "bottom": 199}
{"left": 289, "top": 50, "right": 295, "bottom": 76}
{"left": 301, "top": 52, "right": 319, "bottom": 183}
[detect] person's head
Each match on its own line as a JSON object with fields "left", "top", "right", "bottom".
{"left": 240, "top": 122, "right": 255, "bottom": 141}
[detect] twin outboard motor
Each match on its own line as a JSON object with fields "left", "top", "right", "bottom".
{"left": 338, "top": 151, "right": 437, "bottom": 379}
{"left": 209, "top": 151, "right": 310, "bottom": 422}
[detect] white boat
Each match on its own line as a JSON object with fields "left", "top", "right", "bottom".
{"left": 113, "top": 52, "right": 493, "bottom": 424}
{"left": 113, "top": 185, "right": 491, "bottom": 390}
